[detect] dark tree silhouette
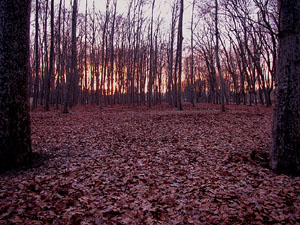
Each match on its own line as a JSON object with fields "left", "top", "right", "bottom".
{"left": 270, "top": 0, "right": 300, "bottom": 175}
{"left": 0, "top": 0, "right": 32, "bottom": 171}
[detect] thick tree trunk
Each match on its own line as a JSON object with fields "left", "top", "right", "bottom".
{"left": 0, "top": 0, "right": 32, "bottom": 171}
{"left": 270, "top": 0, "right": 300, "bottom": 175}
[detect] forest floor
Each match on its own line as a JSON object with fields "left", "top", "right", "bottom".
{"left": 0, "top": 103, "right": 299, "bottom": 224}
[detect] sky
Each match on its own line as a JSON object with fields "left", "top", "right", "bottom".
{"left": 64, "top": 0, "right": 195, "bottom": 42}
{"left": 30, "top": 0, "right": 198, "bottom": 51}
{"left": 75, "top": 0, "right": 175, "bottom": 17}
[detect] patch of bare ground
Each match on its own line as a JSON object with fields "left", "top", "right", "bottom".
{"left": 0, "top": 103, "right": 299, "bottom": 224}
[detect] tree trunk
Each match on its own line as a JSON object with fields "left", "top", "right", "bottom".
{"left": 148, "top": 0, "right": 156, "bottom": 108}
{"left": 55, "top": 0, "right": 63, "bottom": 109}
{"left": 61, "top": 0, "right": 66, "bottom": 109}
{"left": 43, "top": 0, "right": 49, "bottom": 106}
{"left": 45, "top": 0, "right": 55, "bottom": 111}
{"left": 190, "top": 0, "right": 196, "bottom": 107}
{"left": 100, "top": 0, "right": 109, "bottom": 108}
{"left": 167, "top": 2, "right": 177, "bottom": 106}
{"left": 32, "top": 0, "right": 39, "bottom": 110}
{"left": 215, "top": 0, "right": 225, "bottom": 112}
{"left": 84, "top": 0, "right": 88, "bottom": 105}
{"left": 176, "top": 0, "right": 183, "bottom": 111}
{"left": 63, "top": 0, "right": 78, "bottom": 113}
{"left": 270, "top": 0, "right": 300, "bottom": 175}
{"left": 0, "top": 0, "right": 32, "bottom": 171}
{"left": 71, "top": 0, "right": 78, "bottom": 106}
{"left": 110, "top": 0, "right": 117, "bottom": 106}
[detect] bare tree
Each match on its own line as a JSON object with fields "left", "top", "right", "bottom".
{"left": 63, "top": 0, "right": 78, "bottom": 113}
{"left": 45, "top": 0, "right": 55, "bottom": 111}
{"left": 32, "top": 0, "right": 40, "bottom": 110}
{"left": 167, "top": 1, "right": 178, "bottom": 106}
{"left": 148, "top": 0, "right": 156, "bottom": 108}
{"left": 190, "top": 0, "right": 196, "bottom": 107}
{"left": 110, "top": 0, "right": 117, "bottom": 106}
{"left": 215, "top": 0, "right": 225, "bottom": 112}
{"left": 270, "top": 0, "right": 300, "bottom": 175}
{"left": 176, "top": 0, "right": 183, "bottom": 111}
{"left": 43, "top": 0, "right": 49, "bottom": 107}
{"left": 84, "top": 0, "right": 88, "bottom": 105}
{"left": 100, "top": 0, "right": 110, "bottom": 107}
{"left": 0, "top": 0, "right": 32, "bottom": 171}
{"left": 55, "top": 0, "right": 63, "bottom": 109}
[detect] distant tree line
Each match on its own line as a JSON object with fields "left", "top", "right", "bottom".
{"left": 29, "top": 0, "right": 278, "bottom": 112}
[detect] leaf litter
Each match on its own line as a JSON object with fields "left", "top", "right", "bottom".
{"left": 0, "top": 103, "right": 299, "bottom": 224}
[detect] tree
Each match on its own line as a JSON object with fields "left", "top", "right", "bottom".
{"left": 71, "top": 0, "right": 78, "bottom": 107}
{"left": 63, "top": 0, "right": 78, "bottom": 113}
{"left": 270, "top": 0, "right": 300, "bottom": 175}
{"left": 84, "top": 0, "right": 88, "bottom": 105}
{"left": 176, "top": 0, "right": 183, "bottom": 111}
{"left": 110, "top": 0, "right": 118, "bottom": 106}
{"left": 45, "top": 0, "right": 55, "bottom": 111}
{"left": 0, "top": 0, "right": 32, "bottom": 170}
{"left": 167, "top": 1, "right": 178, "bottom": 106}
{"left": 100, "top": 0, "right": 110, "bottom": 107}
{"left": 148, "top": 0, "right": 156, "bottom": 108}
{"left": 55, "top": 0, "right": 63, "bottom": 109}
{"left": 43, "top": 0, "right": 49, "bottom": 107}
{"left": 215, "top": 0, "right": 225, "bottom": 112}
{"left": 190, "top": 0, "right": 196, "bottom": 107}
{"left": 32, "top": 0, "right": 40, "bottom": 110}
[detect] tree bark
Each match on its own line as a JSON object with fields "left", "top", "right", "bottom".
{"left": 270, "top": 0, "right": 300, "bottom": 175}
{"left": 0, "top": 0, "right": 32, "bottom": 171}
